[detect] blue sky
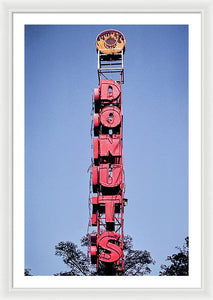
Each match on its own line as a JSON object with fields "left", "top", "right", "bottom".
{"left": 25, "top": 24, "right": 188, "bottom": 276}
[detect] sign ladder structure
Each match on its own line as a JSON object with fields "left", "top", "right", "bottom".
{"left": 88, "top": 30, "right": 127, "bottom": 276}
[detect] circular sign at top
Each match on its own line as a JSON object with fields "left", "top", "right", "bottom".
{"left": 96, "top": 30, "right": 126, "bottom": 55}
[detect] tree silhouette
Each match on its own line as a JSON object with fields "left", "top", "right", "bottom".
{"left": 159, "top": 237, "right": 189, "bottom": 276}
{"left": 24, "top": 268, "right": 32, "bottom": 276}
{"left": 54, "top": 242, "right": 91, "bottom": 276}
{"left": 54, "top": 234, "right": 155, "bottom": 276}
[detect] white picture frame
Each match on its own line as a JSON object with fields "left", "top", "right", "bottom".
{"left": 0, "top": 0, "right": 212, "bottom": 298}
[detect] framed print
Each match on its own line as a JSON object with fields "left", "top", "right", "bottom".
{"left": 1, "top": 0, "right": 212, "bottom": 298}
{"left": 12, "top": 11, "right": 201, "bottom": 289}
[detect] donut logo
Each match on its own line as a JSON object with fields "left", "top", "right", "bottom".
{"left": 96, "top": 29, "right": 126, "bottom": 54}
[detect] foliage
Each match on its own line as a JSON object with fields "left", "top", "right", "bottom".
{"left": 124, "top": 248, "right": 155, "bottom": 276}
{"left": 54, "top": 241, "right": 90, "bottom": 276}
{"left": 159, "top": 237, "right": 189, "bottom": 276}
{"left": 54, "top": 234, "right": 155, "bottom": 276}
{"left": 24, "top": 268, "right": 32, "bottom": 276}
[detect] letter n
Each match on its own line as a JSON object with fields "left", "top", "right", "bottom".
{"left": 99, "top": 134, "right": 122, "bottom": 157}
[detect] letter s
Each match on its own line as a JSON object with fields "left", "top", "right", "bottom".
{"left": 97, "top": 231, "right": 122, "bottom": 263}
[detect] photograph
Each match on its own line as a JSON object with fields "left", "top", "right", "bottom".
{"left": 24, "top": 24, "right": 188, "bottom": 276}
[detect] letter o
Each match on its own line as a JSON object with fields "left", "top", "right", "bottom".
{"left": 100, "top": 106, "right": 121, "bottom": 128}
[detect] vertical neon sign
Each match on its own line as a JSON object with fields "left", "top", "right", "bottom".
{"left": 89, "top": 30, "right": 126, "bottom": 275}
